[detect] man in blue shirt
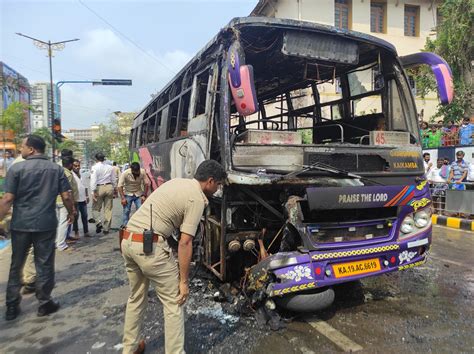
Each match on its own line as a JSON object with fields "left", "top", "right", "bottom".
{"left": 448, "top": 150, "right": 469, "bottom": 191}
{"left": 0, "top": 135, "right": 75, "bottom": 321}
{"left": 458, "top": 117, "right": 474, "bottom": 145}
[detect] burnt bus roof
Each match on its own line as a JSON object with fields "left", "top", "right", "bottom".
{"left": 133, "top": 16, "right": 398, "bottom": 126}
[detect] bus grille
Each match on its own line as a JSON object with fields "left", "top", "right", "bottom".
{"left": 307, "top": 222, "right": 393, "bottom": 244}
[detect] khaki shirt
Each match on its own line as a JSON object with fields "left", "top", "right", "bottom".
{"left": 127, "top": 178, "right": 208, "bottom": 238}
{"left": 57, "top": 167, "right": 78, "bottom": 204}
{"left": 118, "top": 168, "right": 149, "bottom": 196}
{"left": 113, "top": 165, "right": 121, "bottom": 185}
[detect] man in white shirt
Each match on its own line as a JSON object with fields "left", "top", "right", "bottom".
{"left": 90, "top": 153, "right": 116, "bottom": 234}
{"left": 423, "top": 152, "right": 433, "bottom": 176}
{"left": 427, "top": 158, "right": 448, "bottom": 213}
{"left": 72, "top": 159, "right": 90, "bottom": 238}
{"left": 467, "top": 161, "right": 474, "bottom": 181}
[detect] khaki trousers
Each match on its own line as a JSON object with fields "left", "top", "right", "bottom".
{"left": 22, "top": 246, "right": 36, "bottom": 284}
{"left": 92, "top": 184, "right": 114, "bottom": 232}
{"left": 121, "top": 237, "right": 185, "bottom": 354}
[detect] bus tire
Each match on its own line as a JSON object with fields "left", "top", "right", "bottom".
{"left": 274, "top": 287, "right": 335, "bottom": 312}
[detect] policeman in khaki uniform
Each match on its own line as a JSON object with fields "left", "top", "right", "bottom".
{"left": 121, "top": 160, "right": 226, "bottom": 354}
{"left": 90, "top": 153, "right": 116, "bottom": 234}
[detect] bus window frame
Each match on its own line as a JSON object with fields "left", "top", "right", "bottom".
{"left": 190, "top": 66, "right": 213, "bottom": 118}
{"left": 176, "top": 89, "right": 192, "bottom": 137}
{"left": 392, "top": 62, "right": 419, "bottom": 140}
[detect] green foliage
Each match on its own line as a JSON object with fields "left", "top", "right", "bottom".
{"left": 83, "top": 112, "right": 135, "bottom": 164}
{"left": 0, "top": 102, "right": 29, "bottom": 146}
{"left": 84, "top": 135, "right": 111, "bottom": 161}
{"left": 412, "top": 0, "right": 473, "bottom": 122}
{"left": 58, "top": 139, "right": 79, "bottom": 154}
{"left": 32, "top": 127, "right": 53, "bottom": 149}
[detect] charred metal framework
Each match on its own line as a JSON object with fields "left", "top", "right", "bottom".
{"left": 130, "top": 18, "right": 429, "bottom": 289}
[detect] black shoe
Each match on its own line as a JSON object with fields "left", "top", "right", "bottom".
{"left": 37, "top": 300, "right": 60, "bottom": 317}
{"left": 96, "top": 223, "right": 103, "bottom": 234}
{"left": 21, "top": 283, "right": 36, "bottom": 295}
{"left": 103, "top": 230, "right": 109, "bottom": 235}
{"left": 88, "top": 218, "right": 96, "bottom": 223}
{"left": 5, "top": 305, "right": 20, "bottom": 321}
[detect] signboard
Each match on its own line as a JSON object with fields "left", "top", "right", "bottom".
{"left": 370, "top": 131, "right": 410, "bottom": 146}
{"left": 306, "top": 185, "right": 423, "bottom": 210}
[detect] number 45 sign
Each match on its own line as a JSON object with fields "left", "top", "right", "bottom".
{"left": 370, "top": 131, "right": 410, "bottom": 146}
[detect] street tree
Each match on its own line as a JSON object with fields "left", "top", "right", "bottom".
{"left": 33, "top": 127, "right": 53, "bottom": 150}
{"left": 84, "top": 112, "right": 135, "bottom": 164}
{"left": 0, "top": 102, "right": 30, "bottom": 174}
{"left": 411, "top": 0, "right": 473, "bottom": 122}
{"left": 0, "top": 101, "right": 28, "bottom": 146}
{"left": 58, "top": 139, "right": 79, "bottom": 154}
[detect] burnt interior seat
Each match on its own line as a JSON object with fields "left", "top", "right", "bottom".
{"left": 313, "top": 113, "right": 383, "bottom": 143}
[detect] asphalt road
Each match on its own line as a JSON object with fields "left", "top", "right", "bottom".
{"left": 0, "top": 206, "right": 472, "bottom": 353}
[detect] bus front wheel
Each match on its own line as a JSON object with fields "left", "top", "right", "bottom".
{"left": 274, "top": 287, "right": 335, "bottom": 312}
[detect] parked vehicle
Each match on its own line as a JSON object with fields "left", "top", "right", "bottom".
{"left": 130, "top": 17, "right": 453, "bottom": 311}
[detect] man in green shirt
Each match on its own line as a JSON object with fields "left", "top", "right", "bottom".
{"left": 425, "top": 125, "right": 443, "bottom": 148}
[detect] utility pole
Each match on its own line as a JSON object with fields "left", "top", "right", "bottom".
{"left": 16, "top": 33, "right": 79, "bottom": 162}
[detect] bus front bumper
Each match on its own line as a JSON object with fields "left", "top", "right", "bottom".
{"left": 247, "top": 230, "right": 431, "bottom": 298}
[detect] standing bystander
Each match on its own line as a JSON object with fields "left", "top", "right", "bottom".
{"left": 448, "top": 150, "right": 468, "bottom": 190}
{"left": 113, "top": 162, "right": 121, "bottom": 186}
{"left": 425, "top": 124, "right": 443, "bottom": 148}
{"left": 118, "top": 162, "right": 149, "bottom": 227}
{"left": 419, "top": 121, "right": 429, "bottom": 148}
{"left": 459, "top": 117, "right": 474, "bottom": 146}
{"left": 423, "top": 153, "right": 433, "bottom": 175}
{"left": 56, "top": 156, "right": 78, "bottom": 250}
{"left": 90, "top": 153, "right": 116, "bottom": 234}
{"left": 443, "top": 120, "right": 459, "bottom": 146}
{"left": 427, "top": 158, "right": 449, "bottom": 213}
{"left": 0, "top": 150, "right": 15, "bottom": 172}
{"left": 0, "top": 135, "right": 74, "bottom": 320}
{"left": 467, "top": 159, "right": 474, "bottom": 190}
{"left": 72, "top": 159, "right": 90, "bottom": 238}
{"left": 121, "top": 160, "right": 227, "bottom": 354}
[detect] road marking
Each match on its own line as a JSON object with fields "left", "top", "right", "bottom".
{"left": 307, "top": 318, "right": 363, "bottom": 352}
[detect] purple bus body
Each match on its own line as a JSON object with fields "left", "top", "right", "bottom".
{"left": 262, "top": 182, "right": 432, "bottom": 298}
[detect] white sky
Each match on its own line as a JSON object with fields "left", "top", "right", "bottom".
{"left": 1, "top": 0, "right": 257, "bottom": 129}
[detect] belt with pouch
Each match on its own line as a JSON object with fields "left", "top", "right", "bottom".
{"left": 122, "top": 229, "right": 160, "bottom": 243}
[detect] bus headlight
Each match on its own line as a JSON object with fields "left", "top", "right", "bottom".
{"left": 400, "top": 216, "right": 415, "bottom": 234}
{"left": 414, "top": 210, "right": 430, "bottom": 228}
{"left": 398, "top": 207, "right": 432, "bottom": 240}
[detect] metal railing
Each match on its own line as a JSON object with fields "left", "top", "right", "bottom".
{"left": 429, "top": 182, "right": 474, "bottom": 216}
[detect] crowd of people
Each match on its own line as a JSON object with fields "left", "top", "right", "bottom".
{"left": 420, "top": 116, "right": 474, "bottom": 149}
{"left": 424, "top": 150, "right": 474, "bottom": 216}
{"left": 0, "top": 134, "right": 228, "bottom": 354}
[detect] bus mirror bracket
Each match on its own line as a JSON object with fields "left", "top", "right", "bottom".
{"left": 227, "top": 40, "right": 259, "bottom": 116}
{"left": 399, "top": 52, "right": 454, "bottom": 105}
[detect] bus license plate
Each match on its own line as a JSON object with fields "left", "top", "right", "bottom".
{"left": 333, "top": 258, "right": 381, "bottom": 278}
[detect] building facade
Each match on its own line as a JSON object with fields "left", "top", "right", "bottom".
{"left": 31, "top": 82, "right": 61, "bottom": 131}
{"left": 251, "top": 0, "right": 442, "bottom": 121}
{"left": 0, "top": 62, "right": 31, "bottom": 132}
{"left": 63, "top": 125, "right": 100, "bottom": 141}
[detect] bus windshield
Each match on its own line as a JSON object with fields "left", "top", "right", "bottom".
{"left": 229, "top": 24, "right": 422, "bottom": 175}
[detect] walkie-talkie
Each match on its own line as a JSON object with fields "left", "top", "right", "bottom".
{"left": 143, "top": 204, "right": 154, "bottom": 254}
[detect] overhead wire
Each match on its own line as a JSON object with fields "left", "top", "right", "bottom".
{"left": 77, "top": 0, "right": 177, "bottom": 75}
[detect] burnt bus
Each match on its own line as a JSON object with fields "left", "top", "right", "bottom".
{"left": 130, "top": 17, "right": 453, "bottom": 311}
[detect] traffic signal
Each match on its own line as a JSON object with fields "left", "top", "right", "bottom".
{"left": 53, "top": 118, "right": 63, "bottom": 142}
